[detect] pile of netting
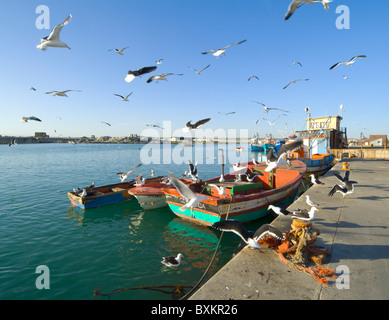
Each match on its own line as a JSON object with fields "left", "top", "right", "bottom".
{"left": 258, "top": 220, "right": 337, "bottom": 286}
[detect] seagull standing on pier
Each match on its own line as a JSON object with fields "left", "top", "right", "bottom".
{"left": 310, "top": 174, "right": 324, "bottom": 185}
{"left": 291, "top": 207, "right": 319, "bottom": 221}
{"left": 168, "top": 172, "right": 207, "bottom": 212}
{"left": 36, "top": 14, "right": 72, "bottom": 50}
{"left": 306, "top": 195, "right": 319, "bottom": 207}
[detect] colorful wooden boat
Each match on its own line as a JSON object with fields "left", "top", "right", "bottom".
{"left": 288, "top": 136, "right": 334, "bottom": 177}
{"left": 129, "top": 178, "right": 193, "bottom": 211}
{"left": 161, "top": 160, "right": 306, "bottom": 226}
{"left": 67, "top": 177, "right": 162, "bottom": 209}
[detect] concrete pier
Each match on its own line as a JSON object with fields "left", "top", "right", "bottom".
{"left": 190, "top": 159, "right": 389, "bottom": 300}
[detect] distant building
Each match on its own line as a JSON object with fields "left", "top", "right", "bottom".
{"left": 35, "top": 132, "right": 49, "bottom": 138}
{"left": 358, "top": 135, "right": 387, "bottom": 147}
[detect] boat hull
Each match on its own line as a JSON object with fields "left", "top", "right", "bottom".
{"left": 163, "top": 160, "right": 306, "bottom": 226}
{"left": 129, "top": 186, "right": 167, "bottom": 210}
{"left": 298, "top": 154, "right": 334, "bottom": 176}
{"left": 250, "top": 144, "right": 264, "bottom": 151}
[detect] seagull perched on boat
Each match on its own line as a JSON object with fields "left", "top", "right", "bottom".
{"left": 168, "top": 172, "right": 207, "bottom": 212}
{"left": 125, "top": 66, "right": 158, "bottom": 83}
{"left": 212, "top": 220, "right": 285, "bottom": 250}
{"left": 291, "top": 207, "right": 319, "bottom": 221}
{"left": 243, "top": 173, "right": 260, "bottom": 182}
{"left": 330, "top": 55, "right": 367, "bottom": 70}
{"left": 79, "top": 189, "right": 87, "bottom": 198}
{"left": 188, "top": 64, "right": 210, "bottom": 75}
{"left": 207, "top": 184, "right": 227, "bottom": 195}
{"left": 264, "top": 140, "right": 303, "bottom": 172}
{"left": 46, "top": 90, "right": 81, "bottom": 97}
{"left": 117, "top": 163, "right": 142, "bottom": 182}
{"left": 147, "top": 73, "right": 183, "bottom": 83}
{"left": 283, "top": 79, "right": 309, "bottom": 89}
{"left": 161, "top": 253, "right": 183, "bottom": 267}
{"left": 114, "top": 92, "right": 133, "bottom": 101}
{"left": 328, "top": 171, "right": 357, "bottom": 198}
{"left": 108, "top": 47, "right": 128, "bottom": 55}
{"left": 306, "top": 195, "right": 319, "bottom": 207}
{"left": 36, "top": 14, "right": 72, "bottom": 50}
{"left": 268, "top": 204, "right": 293, "bottom": 216}
{"left": 184, "top": 118, "right": 211, "bottom": 131}
{"left": 201, "top": 40, "right": 247, "bottom": 58}
{"left": 310, "top": 174, "right": 324, "bottom": 185}
{"left": 21, "top": 116, "right": 42, "bottom": 122}
{"left": 134, "top": 175, "right": 146, "bottom": 187}
{"left": 252, "top": 101, "right": 289, "bottom": 114}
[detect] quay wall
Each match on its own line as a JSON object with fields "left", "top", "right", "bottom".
{"left": 331, "top": 148, "right": 389, "bottom": 160}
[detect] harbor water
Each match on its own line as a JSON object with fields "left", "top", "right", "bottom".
{"left": 0, "top": 143, "right": 296, "bottom": 300}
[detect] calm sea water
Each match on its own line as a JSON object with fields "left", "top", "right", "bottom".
{"left": 0, "top": 143, "right": 276, "bottom": 300}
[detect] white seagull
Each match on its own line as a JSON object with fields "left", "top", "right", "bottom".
{"left": 328, "top": 171, "right": 358, "bottom": 198}
{"left": 46, "top": 90, "right": 81, "bottom": 97}
{"left": 201, "top": 40, "right": 247, "bottom": 58}
{"left": 252, "top": 101, "right": 289, "bottom": 114}
{"left": 155, "top": 59, "right": 164, "bottom": 64}
{"left": 283, "top": 78, "right": 309, "bottom": 89}
{"left": 310, "top": 174, "right": 324, "bottom": 185}
{"left": 264, "top": 140, "right": 303, "bottom": 172}
{"left": 114, "top": 92, "right": 133, "bottom": 101}
{"left": 330, "top": 55, "right": 367, "bottom": 70}
{"left": 187, "top": 160, "right": 198, "bottom": 180}
{"left": 168, "top": 172, "right": 207, "bottom": 212}
{"left": 212, "top": 220, "right": 285, "bottom": 250}
{"left": 146, "top": 73, "right": 183, "bottom": 83}
{"left": 188, "top": 64, "right": 210, "bottom": 75}
{"left": 108, "top": 47, "right": 129, "bottom": 55}
{"left": 125, "top": 66, "right": 158, "bottom": 83}
{"left": 291, "top": 207, "right": 319, "bottom": 221}
{"left": 285, "top": 0, "right": 331, "bottom": 21}
{"left": 21, "top": 116, "right": 42, "bottom": 122}
{"left": 116, "top": 163, "right": 142, "bottom": 182}
{"left": 37, "top": 14, "right": 72, "bottom": 50}
{"left": 306, "top": 195, "right": 319, "bottom": 207}
{"left": 207, "top": 184, "right": 227, "bottom": 195}
{"left": 161, "top": 253, "right": 183, "bottom": 267}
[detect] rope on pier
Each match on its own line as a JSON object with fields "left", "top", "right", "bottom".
{"left": 258, "top": 220, "right": 337, "bottom": 286}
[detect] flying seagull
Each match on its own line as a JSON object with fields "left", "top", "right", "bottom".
{"left": 116, "top": 163, "right": 142, "bottom": 182}
{"left": 283, "top": 79, "right": 309, "bottom": 89}
{"left": 185, "top": 118, "right": 211, "bottom": 130}
{"left": 212, "top": 220, "right": 285, "bottom": 250}
{"left": 101, "top": 121, "right": 111, "bottom": 126}
{"left": 155, "top": 59, "right": 164, "bottom": 64}
{"left": 207, "top": 184, "right": 227, "bottom": 195}
{"left": 188, "top": 160, "right": 198, "bottom": 180}
{"left": 161, "top": 253, "right": 183, "bottom": 267}
{"left": 46, "top": 90, "right": 81, "bottom": 97}
{"left": 168, "top": 172, "right": 207, "bottom": 212}
{"left": 310, "top": 174, "right": 324, "bottom": 185}
{"left": 8, "top": 138, "right": 16, "bottom": 147}
{"left": 146, "top": 73, "right": 183, "bottom": 83}
{"left": 264, "top": 140, "right": 303, "bottom": 172}
{"left": 218, "top": 112, "right": 236, "bottom": 116}
{"left": 114, "top": 92, "right": 133, "bottom": 101}
{"left": 188, "top": 64, "right": 210, "bottom": 75}
{"left": 256, "top": 114, "right": 286, "bottom": 126}
{"left": 108, "top": 47, "right": 129, "bottom": 55}
{"left": 285, "top": 0, "right": 331, "bottom": 21}
{"left": 201, "top": 40, "right": 247, "bottom": 58}
{"left": 290, "top": 61, "right": 303, "bottom": 67}
{"left": 146, "top": 124, "right": 164, "bottom": 129}
{"left": 328, "top": 171, "right": 358, "bottom": 198}
{"left": 21, "top": 116, "right": 42, "bottom": 122}
{"left": 252, "top": 101, "right": 289, "bottom": 114}
{"left": 37, "top": 14, "right": 72, "bottom": 50}
{"left": 330, "top": 55, "right": 367, "bottom": 70}
{"left": 248, "top": 75, "right": 259, "bottom": 81}
{"left": 30, "top": 87, "right": 37, "bottom": 91}
{"left": 125, "top": 66, "right": 158, "bottom": 83}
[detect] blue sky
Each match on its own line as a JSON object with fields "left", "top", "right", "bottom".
{"left": 0, "top": 0, "right": 388, "bottom": 140}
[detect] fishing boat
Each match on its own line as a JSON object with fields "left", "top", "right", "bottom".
{"left": 67, "top": 177, "right": 162, "bottom": 210}
{"left": 161, "top": 160, "right": 306, "bottom": 226}
{"left": 129, "top": 178, "right": 193, "bottom": 211}
{"left": 250, "top": 133, "right": 264, "bottom": 151}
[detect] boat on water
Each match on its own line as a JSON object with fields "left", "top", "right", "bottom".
{"left": 129, "top": 178, "right": 193, "bottom": 211}
{"left": 161, "top": 160, "right": 307, "bottom": 226}
{"left": 250, "top": 133, "right": 264, "bottom": 151}
{"left": 67, "top": 176, "right": 163, "bottom": 209}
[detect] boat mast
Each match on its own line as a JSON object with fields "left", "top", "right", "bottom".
{"left": 307, "top": 113, "right": 311, "bottom": 158}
